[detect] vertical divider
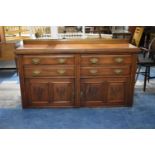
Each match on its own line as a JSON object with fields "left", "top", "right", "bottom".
{"left": 18, "top": 55, "right": 27, "bottom": 108}
{"left": 48, "top": 82, "right": 53, "bottom": 105}
{"left": 75, "top": 54, "right": 81, "bottom": 107}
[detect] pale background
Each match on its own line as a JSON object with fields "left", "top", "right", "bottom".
{"left": 0, "top": 0, "right": 155, "bottom": 155}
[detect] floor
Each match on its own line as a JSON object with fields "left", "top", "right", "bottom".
{"left": 0, "top": 69, "right": 155, "bottom": 129}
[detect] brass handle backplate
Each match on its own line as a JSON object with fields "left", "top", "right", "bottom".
{"left": 114, "top": 69, "right": 123, "bottom": 74}
{"left": 89, "top": 69, "right": 98, "bottom": 74}
{"left": 114, "top": 57, "right": 124, "bottom": 63}
{"left": 32, "top": 58, "right": 40, "bottom": 64}
{"left": 80, "top": 91, "right": 84, "bottom": 97}
{"left": 90, "top": 58, "right": 99, "bottom": 64}
{"left": 57, "top": 69, "right": 66, "bottom": 75}
{"left": 32, "top": 70, "right": 41, "bottom": 76}
{"left": 58, "top": 58, "right": 66, "bottom": 64}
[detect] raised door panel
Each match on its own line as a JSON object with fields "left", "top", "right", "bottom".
{"left": 80, "top": 78, "right": 106, "bottom": 107}
{"left": 50, "top": 79, "right": 75, "bottom": 106}
{"left": 107, "top": 79, "right": 128, "bottom": 106}
{"left": 25, "top": 78, "right": 75, "bottom": 107}
{"left": 26, "top": 80, "right": 49, "bottom": 106}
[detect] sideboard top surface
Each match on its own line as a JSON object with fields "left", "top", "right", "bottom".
{"left": 15, "top": 39, "right": 140, "bottom": 54}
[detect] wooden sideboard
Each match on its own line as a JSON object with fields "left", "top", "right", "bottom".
{"left": 15, "top": 39, "right": 140, "bottom": 108}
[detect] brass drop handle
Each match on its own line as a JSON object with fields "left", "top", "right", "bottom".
{"left": 114, "top": 57, "right": 124, "bottom": 63}
{"left": 57, "top": 69, "right": 66, "bottom": 75}
{"left": 89, "top": 69, "right": 98, "bottom": 74}
{"left": 32, "top": 58, "right": 40, "bottom": 64}
{"left": 80, "top": 91, "right": 84, "bottom": 97}
{"left": 114, "top": 69, "right": 123, "bottom": 74}
{"left": 90, "top": 58, "right": 99, "bottom": 64}
{"left": 32, "top": 70, "right": 41, "bottom": 76}
{"left": 58, "top": 58, "right": 66, "bottom": 64}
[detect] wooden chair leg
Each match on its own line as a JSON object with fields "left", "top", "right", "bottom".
{"left": 147, "top": 66, "right": 150, "bottom": 82}
{"left": 143, "top": 66, "right": 148, "bottom": 91}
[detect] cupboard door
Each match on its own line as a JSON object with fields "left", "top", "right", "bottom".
{"left": 25, "top": 78, "right": 75, "bottom": 107}
{"left": 107, "top": 78, "right": 128, "bottom": 106}
{"left": 80, "top": 78, "right": 106, "bottom": 106}
{"left": 26, "top": 80, "right": 49, "bottom": 106}
{"left": 50, "top": 79, "right": 75, "bottom": 107}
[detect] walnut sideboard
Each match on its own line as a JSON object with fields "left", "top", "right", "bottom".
{"left": 15, "top": 39, "right": 140, "bottom": 108}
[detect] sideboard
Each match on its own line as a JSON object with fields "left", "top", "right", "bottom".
{"left": 15, "top": 39, "right": 140, "bottom": 108}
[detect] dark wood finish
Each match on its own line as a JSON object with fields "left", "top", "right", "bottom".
{"left": 80, "top": 66, "right": 130, "bottom": 77}
{"left": 26, "top": 80, "right": 49, "bottom": 106}
{"left": 80, "top": 78, "right": 106, "bottom": 106}
{"left": 23, "top": 55, "right": 75, "bottom": 65}
{"left": 80, "top": 78, "right": 129, "bottom": 107}
{"left": 75, "top": 54, "right": 81, "bottom": 107}
{"left": 80, "top": 55, "right": 132, "bottom": 65}
{"left": 107, "top": 78, "right": 128, "bottom": 106}
{"left": 15, "top": 39, "right": 140, "bottom": 108}
{"left": 25, "top": 78, "right": 75, "bottom": 107}
{"left": 24, "top": 66, "right": 75, "bottom": 78}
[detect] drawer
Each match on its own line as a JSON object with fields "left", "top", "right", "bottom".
{"left": 81, "top": 55, "right": 132, "bottom": 65}
{"left": 23, "top": 55, "right": 75, "bottom": 65}
{"left": 24, "top": 66, "right": 75, "bottom": 77}
{"left": 81, "top": 66, "right": 130, "bottom": 76}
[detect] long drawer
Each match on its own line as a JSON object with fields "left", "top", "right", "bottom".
{"left": 81, "top": 55, "right": 132, "bottom": 65}
{"left": 24, "top": 66, "right": 75, "bottom": 77}
{"left": 23, "top": 55, "right": 75, "bottom": 65}
{"left": 81, "top": 66, "right": 130, "bottom": 76}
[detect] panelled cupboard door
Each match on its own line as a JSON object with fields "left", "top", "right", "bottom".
{"left": 50, "top": 79, "right": 75, "bottom": 107}
{"left": 25, "top": 78, "right": 75, "bottom": 107}
{"left": 107, "top": 78, "right": 128, "bottom": 106}
{"left": 26, "top": 80, "right": 49, "bottom": 106}
{"left": 80, "top": 78, "right": 106, "bottom": 107}
{"left": 80, "top": 78, "right": 129, "bottom": 107}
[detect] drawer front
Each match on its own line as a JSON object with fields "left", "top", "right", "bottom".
{"left": 23, "top": 55, "right": 75, "bottom": 65}
{"left": 81, "top": 66, "right": 130, "bottom": 76}
{"left": 81, "top": 55, "right": 132, "bottom": 65}
{"left": 24, "top": 66, "right": 75, "bottom": 77}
